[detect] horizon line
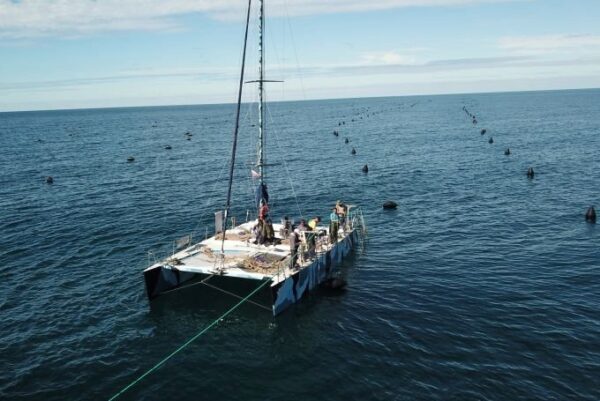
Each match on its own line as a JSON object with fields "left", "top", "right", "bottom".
{"left": 2, "top": 86, "right": 599, "bottom": 114}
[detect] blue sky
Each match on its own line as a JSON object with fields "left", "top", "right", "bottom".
{"left": 1, "top": 0, "right": 599, "bottom": 111}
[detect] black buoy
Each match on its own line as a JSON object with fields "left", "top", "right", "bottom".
{"left": 165, "top": 145, "right": 172, "bottom": 150}
{"left": 481, "top": 129, "right": 486, "bottom": 135}
{"left": 527, "top": 167, "right": 534, "bottom": 178}
{"left": 383, "top": 201, "right": 397, "bottom": 209}
{"left": 345, "top": 138, "right": 349, "bottom": 144}
{"left": 473, "top": 119, "right": 478, "bottom": 125}
{"left": 45, "top": 176, "right": 54, "bottom": 184}
{"left": 185, "top": 131, "right": 192, "bottom": 136}
{"left": 488, "top": 137, "right": 494, "bottom": 144}
{"left": 585, "top": 206, "right": 596, "bottom": 223}
{"left": 321, "top": 277, "right": 347, "bottom": 289}
{"left": 127, "top": 156, "right": 135, "bottom": 162}
{"left": 187, "top": 137, "right": 191, "bottom": 141}
{"left": 504, "top": 148, "right": 510, "bottom": 155}
{"left": 362, "top": 164, "right": 368, "bottom": 173}
{"left": 333, "top": 130, "right": 339, "bottom": 137}
{"left": 351, "top": 147, "right": 356, "bottom": 155}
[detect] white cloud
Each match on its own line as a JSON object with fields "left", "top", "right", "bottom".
{"left": 0, "top": 0, "right": 517, "bottom": 38}
{"left": 499, "top": 34, "right": 600, "bottom": 54}
{"left": 361, "top": 50, "right": 418, "bottom": 65}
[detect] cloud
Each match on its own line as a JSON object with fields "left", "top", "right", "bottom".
{"left": 0, "top": 0, "right": 517, "bottom": 39}
{"left": 361, "top": 50, "right": 418, "bottom": 65}
{"left": 499, "top": 34, "right": 600, "bottom": 54}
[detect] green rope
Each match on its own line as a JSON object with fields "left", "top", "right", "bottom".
{"left": 108, "top": 277, "right": 272, "bottom": 400}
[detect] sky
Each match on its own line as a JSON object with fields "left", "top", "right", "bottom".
{"left": 1, "top": 0, "right": 600, "bottom": 111}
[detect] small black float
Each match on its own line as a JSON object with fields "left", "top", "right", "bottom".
{"left": 383, "top": 201, "right": 397, "bottom": 209}
{"left": 527, "top": 167, "right": 535, "bottom": 178}
{"left": 127, "top": 156, "right": 135, "bottom": 163}
{"left": 488, "top": 137, "right": 494, "bottom": 144}
{"left": 345, "top": 138, "right": 349, "bottom": 144}
{"left": 362, "top": 164, "right": 368, "bottom": 173}
{"left": 585, "top": 206, "right": 596, "bottom": 223}
{"left": 333, "top": 130, "right": 339, "bottom": 137}
{"left": 165, "top": 145, "right": 172, "bottom": 150}
{"left": 45, "top": 176, "right": 54, "bottom": 184}
{"left": 351, "top": 147, "right": 356, "bottom": 155}
{"left": 481, "top": 129, "right": 487, "bottom": 135}
{"left": 321, "top": 277, "right": 347, "bottom": 290}
{"left": 504, "top": 148, "right": 510, "bottom": 155}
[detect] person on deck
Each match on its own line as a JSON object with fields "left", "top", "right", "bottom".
{"left": 258, "top": 201, "right": 269, "bottom": 221}
{"left": 289, "top": 228, "right": 300, "bottom": 269}
{"left": 297, "top": 219, "right": 308, "bottom": 232}
{"left": 308, "top": 216, "right": 321, "bottom": 230}
{"left": 336, "top": 200, "right": 347, "bottom": 228}
{"left": 329, "top": 207, "right": 340, "bottom": 244}
{"left": 280, "top": 216, "right": 291, "bottom": 239}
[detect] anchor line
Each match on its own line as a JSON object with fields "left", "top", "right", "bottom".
{"left": 108, "top": 275, "right": 273, "bottom": 401}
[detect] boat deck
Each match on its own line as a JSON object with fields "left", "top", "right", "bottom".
{"left": 144, "top": 220, "right": 341, "bottom": 286}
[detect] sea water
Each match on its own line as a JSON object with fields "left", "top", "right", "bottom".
{"left": 1, "top": 89, "right": 599, "bottom": 400}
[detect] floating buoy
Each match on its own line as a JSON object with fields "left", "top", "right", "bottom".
{"left": 127, "top": 156, "right": 135, "bottom": 162}
{"left": 481, "top": 129, "right": 486, "bottom": 135}
{"left": 321, "top": 277, "right": 347, "bottom": 289}
{"left": 345, "top": 138, "right": 349, "bottom": 144}
{"left": 488, "top": 137, "right": 494, "bottom": 144}
{"left": 527, "top": 167, "right": 534, "bottom": 178}
{"left": 351, "top": 147, "right": 356, "bottom": 155}
{"left": 362, "top": 164, "right": 368, "bottom": 173}
{"left": 333, "top": 130, "right": 339, "bottom": 137}
{"left": 165, "top": 145, "right": 172, "bottom": 150}
{"left": 383, "top": 201, "right": 397, "bottom": 209}
{"left": 473, "top": 119, "right": 478, "bottom": 125}
{"left": 585, "top": 206, "right": 596, "bottom": 223}
{"left": 187, "top": 137, "right": 191, "bottom": 141}
{"left": 185, "top": 131, "right": 192, "bottom": 136}
{"left": 45, "top": 176, "right": 54, "bottom": 184}
{"left": 504, "top": 148, "right": 510, "bottom": 155}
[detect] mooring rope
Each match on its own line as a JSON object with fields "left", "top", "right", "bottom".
{"left": 108, "top": 276, "right": 272, "bottom": 401}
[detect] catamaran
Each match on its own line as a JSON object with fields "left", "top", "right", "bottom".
{"left": 143, "top": 0, "right": 366, "bottom": 315}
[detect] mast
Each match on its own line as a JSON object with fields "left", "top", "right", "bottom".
{"left": 258, "top": 0, "right": 265, "bottom": 186}
{"left": 220, "top": 0, "right": 253, "bottom": 257}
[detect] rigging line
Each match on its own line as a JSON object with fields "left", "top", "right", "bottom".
{"left": 264, "top": 104, "right": 304, "bottom": 218}
{"left": 107, "top": 276, "right": 273, "bottom": 401}
{"left": 200, "top": 281, "right": 272, "bottom": 312}
{"left": 221, "top": 0, "right": 253, "bottom": 257}
{"left": 283, "top": 0, "right": 307, "bottom": 100}
{"left": 154, "top": 273, "right": 216, "bottom": 297}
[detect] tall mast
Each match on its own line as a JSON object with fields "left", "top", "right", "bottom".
{"left": 258, "top": 0, "right": 265, "bottom": 186}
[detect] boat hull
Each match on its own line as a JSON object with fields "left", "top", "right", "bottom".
{"left": 271, "top": 228, "right": 358, "bottom": 315}
{"left": 144, "top": 228, "right": 359, "bottom": 315}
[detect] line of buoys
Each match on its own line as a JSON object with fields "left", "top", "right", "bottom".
{"left": 586, "top": 206, "right": 596, "bottom": 223}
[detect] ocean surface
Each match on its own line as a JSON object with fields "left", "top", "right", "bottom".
{"left": 1, "top": 89, "right": 599, "bottom": 400}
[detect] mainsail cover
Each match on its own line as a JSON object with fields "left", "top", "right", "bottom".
{"left": 255, "top": 183, "right": 269, "bottom": 208}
